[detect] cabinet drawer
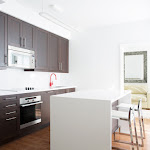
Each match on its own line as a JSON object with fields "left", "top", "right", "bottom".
{"left": 55, "top": 89, "right": 66, "bottom": 94}
{"left": 0, "top": 95, "right": 17, "bottom": 103}
{"left": 45, "top": 90, "right": 57, "bottom": 95}
{"left": 0, "top": 109, "right": 18, "bottom": 119}
{"left": 66, "top": 88, "right": 75, "bottom": 93}
{"left": 0, "top": 100, "right": 19, "bottom": 110}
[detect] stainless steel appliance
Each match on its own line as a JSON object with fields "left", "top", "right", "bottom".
{"left": 8, "top": 45, "right": 35, "bottom": 69}
{"left": 20, "top": 95, "right": 43, "bottom": 129}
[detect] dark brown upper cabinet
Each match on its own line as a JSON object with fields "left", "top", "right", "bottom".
{"left": 0, "top": 11, "right": 69, "bottom": 73}
{"left": 35, "top": 28, "right": 49, "bottom": 71}
{"left": 8, "top": 16, "right": 35, "bottom": 50}
{"left": 49, "top": 34, "right": 60, "bottom": 72}
{"left": 22, "top": 22, "right": 35, "bottom": 50}
{"left": 8, "top": 16, "right": 22, "bottom": 48}
{"left": 49, "top": 34, "right": 69, "bottom": 73}
{"left": 0, "top": 12, "right": 7, "bottom": 68}
{"left": 59, "top": 38, "right": 69, "bottom": 73}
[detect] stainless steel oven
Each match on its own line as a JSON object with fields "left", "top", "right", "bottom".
{"left": 20, "top": 95, "right": 43, "bottom": 129}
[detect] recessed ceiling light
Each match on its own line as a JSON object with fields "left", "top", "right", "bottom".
{"left": 0, "top": 0, "right": 5, "bottom": 4}
{"left": 49, "top": 4, "right": 64, "bottom": 13}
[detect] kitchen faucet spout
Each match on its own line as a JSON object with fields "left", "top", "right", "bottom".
{"left": 50, "top": 73, "right": 57, "bottom": 87}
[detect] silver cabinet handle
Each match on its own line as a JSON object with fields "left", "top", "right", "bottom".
{"left": 23, "top": 38, "right": 26, "bottom": 48}
{"left": 4, "top": 55, "right": 7, "bottom": 65}
{"left": 59, "top": 62, "right": 61, "bottom": 70}
{"left": 3, "top": 97, "right": 17, "bottom": 100}
{"left": 5, "top": 104, "right": 17, "bottom": 108}
{"left": 35, "top": 59, "right": 37, "bottom": 68}
{"left": 6, "top": 111, "right": 16, "bottom": 115}
{"left": 21, "top": 101, "right": 43, "bottom": 107}
{"left": 59, "top": 62, "right": 63, "bottom": 71}
{"left": 20, "top": 37, "right": 23, "bottom": 47}
{"left": 61, "top": 63, "right": 63, "bottom": 71}
{"left": 6, "top": 117, "right": 16, "bottom": 121}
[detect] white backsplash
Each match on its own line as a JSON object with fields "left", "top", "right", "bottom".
{"left": 0, "top": 68, "right": 61, "bottom": 89}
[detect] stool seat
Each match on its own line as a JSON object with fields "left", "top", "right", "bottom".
{"left": 112, "top": 110, "right": 132, "bottom": 120}
{"left": 116, "top": 99, "right": 145, "bottom": 147}
{"left": 117, "top": 103, "right": 138, "bottom": 110}
{"left": 112, "top": 107, "right": 139, "bottom": 149}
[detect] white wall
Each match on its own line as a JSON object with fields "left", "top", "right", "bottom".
{"left": 0, "top": 68, "right": 61, "bottom": 89}
{"left": 61, "top": 20, "right": 150, "bottom": 91}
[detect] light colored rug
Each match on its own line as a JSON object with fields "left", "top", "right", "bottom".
{"left": 135, "top": 110, "right": 150, "bottom": 119}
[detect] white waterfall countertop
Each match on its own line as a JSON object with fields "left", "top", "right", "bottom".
{"left": 50, "top": 89, "right": 131, "bottom": 150}
{"left": 52, "top": 89, "right": 131, "bottom": 103}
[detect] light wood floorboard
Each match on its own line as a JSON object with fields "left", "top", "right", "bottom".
{"left": 0, "top": 119, "right": 150, "bottom": 150}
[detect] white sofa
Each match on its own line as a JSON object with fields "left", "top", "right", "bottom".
{"left": 124, "top": 84, "right": 150, "bottom": 109}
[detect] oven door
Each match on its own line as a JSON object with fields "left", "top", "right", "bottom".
{"left": 20, "top": 101, "right": 43, "bottom": 129}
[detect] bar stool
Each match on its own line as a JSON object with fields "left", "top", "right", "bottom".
{"left": 116, "top": 99, "right": 145, "bottom": 147}
{"left": 112, "top": 107, "right": 139, "bottom": 150}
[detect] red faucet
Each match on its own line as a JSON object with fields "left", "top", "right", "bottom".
{"left": 50, "top": 73, "right": 57, "bottom": 87}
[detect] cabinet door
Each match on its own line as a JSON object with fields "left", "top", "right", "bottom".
{"left": 42, "top": 91, "right": 56, "bottom": 125}
{"left": 8, "top": 16, "right": 22, "bottom": 47}
{"left": 0, "top": 12, "right": 7, "bottom": 67}
{"left": 35, "top": 28, "right": 49, "bottom": 70}
{"left": 22, "top": 22, "right": 35, "bottom": 50}
{"left": 49, "top": 34, "right": 60, "bottom": 72}
{"left": 0, "top": 117, "right": 18, "bottom": 142}
{"left": 60, "top": 38, "right": 69, "bottom": 73}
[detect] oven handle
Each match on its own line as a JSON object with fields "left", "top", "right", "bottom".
{"left": 21, "top": 101, "right": 43, "bottom": 107}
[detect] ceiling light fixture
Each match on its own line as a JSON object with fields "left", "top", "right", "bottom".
{"left": 49, "top": 4, "right": 63, "bottom": 13}
{"left": 39, "top": 0, "right": 79, "bottom": 32}
{"left": 0, "top": 0, "right": 5, "bottom": 4}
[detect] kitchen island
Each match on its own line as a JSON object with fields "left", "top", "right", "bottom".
{"left": 50, "top": 90, "right": 131, "bottom": 150}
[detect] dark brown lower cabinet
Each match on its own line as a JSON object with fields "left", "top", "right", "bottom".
{"left": 0, "top": 95, "right": 20, "bottom": 144}
{"left": 0, "top": 88, "right": 75, "bottom": 145}
{"left": 41, "top": 90, "right": 57, "bottom": 126}
{"left": 41, "top": 88, "right": 75, "bottom": 126}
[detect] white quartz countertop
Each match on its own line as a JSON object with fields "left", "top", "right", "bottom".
{"left": 52, "top": 89, "right": 131, "bottom": 103}
{"left": 0, "top": 86, "right": 76, "bottom": 96}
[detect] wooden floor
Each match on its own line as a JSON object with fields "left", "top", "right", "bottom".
{"left": 112, "top": 119, "right": 150, "bottom": 150}
{"left": 0, "top": 127, "right": 50, "bottom": 150}
{"left": 0, "top": 119, "right": 150, "bottom": 150}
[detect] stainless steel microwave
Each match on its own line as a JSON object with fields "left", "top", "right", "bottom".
{"left": 8, "top": 45, "right": 35, "bottom": 69}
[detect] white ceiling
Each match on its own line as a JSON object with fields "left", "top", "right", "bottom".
{"left": 15, "top": 0, "right": 150, "bottom": 30}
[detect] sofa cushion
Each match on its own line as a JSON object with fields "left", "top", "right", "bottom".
{"left": 132, "top": 94, "right": 147, "bottom": 102}
{"left": 124, "top": 84, "right": 147, "bottom": 94}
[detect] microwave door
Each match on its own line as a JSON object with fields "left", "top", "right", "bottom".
{"left": 11, "top": 53, "right": 23, "bottom": 67}
{"left": 12, "top": 55, "right": 18, "bottom": 65}
{"left": 8, "top": 49, "right": 35, "bottom": 69}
